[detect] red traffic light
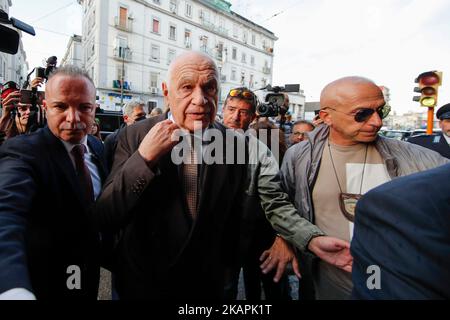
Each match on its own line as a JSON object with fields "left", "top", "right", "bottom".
{"left": 419, "top": 73, "right": 440, "bottom": 86}
{"left": 413, "top": 71, "right": 442, "bottom": 107}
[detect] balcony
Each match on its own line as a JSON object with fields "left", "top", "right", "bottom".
{"left": 200, "top": 19, "right": 229, "bottom": 37}
{"left": 114, "top": 16, "right": 132, "bottom": 32}
{"left": 262, "top": 66, "right": 271, "bottom": 74}
{"left": 113, "top": 47, "right": 132, "bottom": 61}
{"left": 112, "top": 80, "right": 131, "bottom": 91}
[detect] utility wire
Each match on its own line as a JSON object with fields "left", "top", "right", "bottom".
{"left": 263, "top": 0, "right": 304, "bottom": 22}
{"left": 31, "top": 1, "right": 76, "bottom": 24}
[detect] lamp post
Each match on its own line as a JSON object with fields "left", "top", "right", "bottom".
{"left": 120, "top": 46, "right": 130, "bottom": 109}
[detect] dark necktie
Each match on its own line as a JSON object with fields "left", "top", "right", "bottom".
{"left": 182, "top": 136, "right": 199, "bottom": 220}
{"left": 71, "top": 144, "right": 95, "bottom": 203}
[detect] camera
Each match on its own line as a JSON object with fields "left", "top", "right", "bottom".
{"left": 256, "top": 84, "right": 300, "bottom": 117}
{"left": 20, "top": 89, "right": 45, "bottom": 105}
{"left": 0, "top": 9, "right": 35, "bottom": 54}
{"left": 36, "top": 56, "right": 57, "bottom": 81}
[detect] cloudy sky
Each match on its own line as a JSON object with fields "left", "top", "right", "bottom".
{"left": 10, "top": 0, "right": 450, "bottom": 115}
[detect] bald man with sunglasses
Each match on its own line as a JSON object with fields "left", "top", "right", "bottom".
{"left": 275, "top": 76, "right": 448, "bottom": 300}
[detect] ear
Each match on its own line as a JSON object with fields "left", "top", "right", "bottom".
{"left": 162, "top": 82, "right": 169, "bottom": 97}
{"left": 123, "top": 115, "right": 129, "bottom": 123}
{"left": 319, "top": 109, "right": 332, "bottom": 126}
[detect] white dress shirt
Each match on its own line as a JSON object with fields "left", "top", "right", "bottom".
{"left": 61, "top": 136, "right": 102, "bottom": 200}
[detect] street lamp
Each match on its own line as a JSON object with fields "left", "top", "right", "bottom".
{"left": 120, "top": 46, "right": 130, "bottom": 109}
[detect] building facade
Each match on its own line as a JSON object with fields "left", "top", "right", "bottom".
{"left": 60, "top": 35, "right": 83, "bottom": 68}
{"left": 77, "top": 0, "right": 277, "bottom": 112}
{"left": 0, "top": 0, "right": 28, "bottom": 87}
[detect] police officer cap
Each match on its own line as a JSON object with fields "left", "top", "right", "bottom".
{"left": 436, "top": 103, "right": 450, "bottom": 120}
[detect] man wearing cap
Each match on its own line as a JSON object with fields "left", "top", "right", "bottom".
{"left": 407, "top": 103, "right": 450, "bottom": 159}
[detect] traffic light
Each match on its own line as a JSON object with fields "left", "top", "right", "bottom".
{"left": 413, "top": 71, "right": 442, "bottom": 107}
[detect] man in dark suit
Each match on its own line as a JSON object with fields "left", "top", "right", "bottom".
{"left": 0, "top": 66, "right": 107, "bottom": 300}
{"left": 407, "top": 103, "right": 450, "bottom": 159}
{"left": 95, "top": 51, "right": 248, "bottom": 300}
{"left": 103, "top": 101, "right": 147, "bottom": 171}
{"left": 351, "top": 163, "right": 450, "bottom": 299}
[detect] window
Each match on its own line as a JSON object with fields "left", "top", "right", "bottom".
{"left": 90, "top": 41, "right": 95, "bottom": 56}
{"left": 200, "top": 35, "right": 208, "bottom": 51}
{"left": 88, "top": 10, "right": 96, "bottom": 29}
{"left": 240, "top": 71, "right": 245, "bottom": 85}
{"left": 152, "top": 18, "right": 160, "bottom": 34}
{"left": 167, "top": 49, "right": 176, "bottom": 65}
{"left": 151, "top": 44, "right": 160, "bottom": 62}
{"left": 201, "top": 10, "right": 210, "bottom": 22}
{"left": 233, "top": 24, "right": 238, "bottom": 38}
{"left": 185, "top": 2, "right": 192, "bottom": 17}
{"left": 170, "top": 0, "right": 177, "bottom": 14}
{"left": 119, "top": 6, "right": 127, "bottom": 28}
{"left": 150, "top": 72, "right": 158, "bottom": 88}
{"left": 232, "top": 47, "right": 237, "bottom": 60}
{"left": 250, "top": 55, "right": 255, "bottom": 66}
{"left": 251, "top": 34, "right": 256, "bottom": 45}
{"left": 184, "top": 29, "right": 192, "bottom": 48}
{"left": 153, "top": 0, "right": 161, "bottom": 4}
{"left": 116, "top": 37, "right": 128, "bottom": 58}
{"left": 169, "top": 24, "right": 177, "bottom": 40}
{"left": 231, "top": 68, "right": 236, "bottom": 81}
{"left": 249, "top": 74, "right": 254, "bottom": 88}
{"left": 243, "top": 30, "right": 248, "bottom": 43}
{"left": 241, "top": 53, "right": 246, "bottom": 64}
{"left": 216, "top": 42, "right": 224, "bottom": 60}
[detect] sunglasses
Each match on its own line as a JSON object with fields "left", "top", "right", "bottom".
{"left": 324, "top": 104, "right": 391, "bottom": 123}
{"left": 227, "top": 88, "right": 256, "bottom": 102}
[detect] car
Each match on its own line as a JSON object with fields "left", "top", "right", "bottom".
{"left": 95, "top": 110, "right": 124, "bottom": 140}
{"left": 381, "top": 130, "right": 412, "bottom": 141}
{"left": 410, "top": 128, "right": 441, "bottom": 137}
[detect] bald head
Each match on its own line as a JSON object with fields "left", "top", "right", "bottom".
{"left": 319, "top": 76, "right": 386, "bottom": 146}
{"left": 163, "top": 51, "right": 219, "bottom": 132}
{"left": 320, "top": 76, "right": 382, "bottom": 110}
{"left": 166, "top": 51, "right": 218, "bottom": 89}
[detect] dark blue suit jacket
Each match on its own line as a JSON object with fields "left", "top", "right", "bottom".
{"left": 407, "top": 133, "right": 450, "bottom": 159}
{"left": 0, "top": 127, "right": 107, "bottom": 299}
{"left": 351, "top": 163, "right": 450, "bottom": 299}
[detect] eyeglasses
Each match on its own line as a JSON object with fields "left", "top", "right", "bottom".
{"left": 323, "top": 104, "right": 391, "bottom": 123}
{"left": 227, "top": 88, "right": 257, "bottom": 103}
{"left": 293, "top": 131, "right": 306, "bottom": 137}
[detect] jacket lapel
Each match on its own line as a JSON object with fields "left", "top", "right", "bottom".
{"left": 42, "top": 127, "right": 86, "bottom": 208}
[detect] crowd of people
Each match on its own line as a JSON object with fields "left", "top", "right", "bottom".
{"left": 0, "top": 51, "right": 449, "bottom": 300}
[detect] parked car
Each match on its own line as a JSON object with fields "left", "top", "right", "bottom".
{"left": 95, "top": 110, "right": 124, "bottom": 140}
{"left": 410, "top": 128, "right": 441, "bottom": 137}
{"left": 381, "top": 130, "right": 412, "bottom": 141}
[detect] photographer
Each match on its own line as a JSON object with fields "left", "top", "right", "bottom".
{"left": 0, "top": 80, "right": 45, "bottom": 145}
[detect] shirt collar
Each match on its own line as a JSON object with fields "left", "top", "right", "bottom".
{"left": 60, "top": 136, "right": 89, "bottom": 154}
{"left": 443, "top": 132, "right": 450, "bottom": 145}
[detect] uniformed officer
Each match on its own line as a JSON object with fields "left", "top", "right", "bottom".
{"left": 407, "top": 103, "right": 450, "bottom": 159}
